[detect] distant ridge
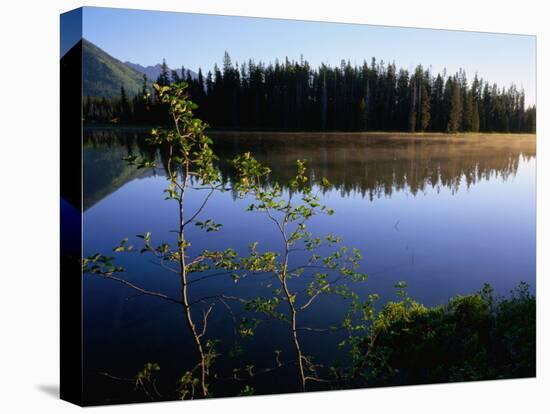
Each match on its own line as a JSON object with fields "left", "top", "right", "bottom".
{"left": 124, "top": 62, "right": 197, "bottom": 83}
{"left": 82, "top": 39, "right": 197, "bottom": 99}
{"left": 82, "top": 39, "right": 145, "bottom": 98}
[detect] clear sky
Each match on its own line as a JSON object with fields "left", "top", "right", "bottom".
{"left": 82, "top": 7, "right": 536, "bottom": 105}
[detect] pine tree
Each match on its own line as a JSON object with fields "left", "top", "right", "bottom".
{"left": 419, "top": 68, "right": 431, "bottom": 131}
{"left": 472, "top": 101, "right": 480, "bottom": 132}
{"left": 408, "top": 76, "right": 417, "bottom": 132}
{"left": 83, "top": 52, "right": 535, "bottom": 132}
{"left": 471, "top": 74, "right": 481, "bottom": 132}
{"left": 462, "top": 91, "right": 474, "bottom": 131}
{"left": 396, "top": 69, "right": 410, "bottom": 131}
{"left": 359, "top": 98, "right": 368, "bottom": 131}
{"left": 197, "top": 68, "right": 205, "bottom": 91}
{"left": 448, "top": 77, "right": 462, "bottom": 132}
{"left": 157, "top": 58, "right": 170, "bottom": 86}
{"left": 171, "top": 69, "right": 180, "bottom": 84}
{"left": 119, "top": 86, "right": 131, "bottom": 123}
{"left": 321, "top": 64, "right": 328, "bottom": 130}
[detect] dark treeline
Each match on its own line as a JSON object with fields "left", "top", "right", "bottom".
{"left": 84, "top": 53, "right": 536, "bottom": 133}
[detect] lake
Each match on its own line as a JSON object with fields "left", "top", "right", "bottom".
{"left": 82, "top": 128, "right": 536, "bottom": 403}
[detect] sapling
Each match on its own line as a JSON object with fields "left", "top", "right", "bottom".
{"left": 233, "top": 153, "right": 368, "bottom": 391}
{"left": 83, "top": 82, "right": 237, "bottom": 399}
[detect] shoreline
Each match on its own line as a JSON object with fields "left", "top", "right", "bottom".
{"left": 83, "top": 124, "right": 535, "bottom": 139}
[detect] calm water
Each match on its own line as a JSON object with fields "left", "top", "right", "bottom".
{"left": 82, "top": 128, "right": 536, "bottom": 403}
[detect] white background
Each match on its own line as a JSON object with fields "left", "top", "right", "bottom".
{"left": 0, "top": 0, "right": 548, "bottom": 412}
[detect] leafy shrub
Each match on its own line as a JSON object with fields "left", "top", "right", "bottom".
{"left": 349, "top": 282, "right": 535, "bottom": 386}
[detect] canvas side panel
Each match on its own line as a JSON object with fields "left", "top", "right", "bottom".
{"left": 60, "top": 7, "right": 83, "bottom": 406}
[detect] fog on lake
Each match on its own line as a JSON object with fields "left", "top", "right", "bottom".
{"left": 82, "top": 128, "right": 535, "bottom": 400}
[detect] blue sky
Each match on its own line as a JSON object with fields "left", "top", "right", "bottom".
{"left": 82, "top": 7, "right": 536, "bottom": 105}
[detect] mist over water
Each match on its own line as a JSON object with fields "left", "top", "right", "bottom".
{"left": 82, "top": 128, "right": 535, "bottom": 403}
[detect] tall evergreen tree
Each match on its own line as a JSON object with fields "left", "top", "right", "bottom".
{"left": 84, "top": 52, "right": 535, "bottom": 133}
{"left": 119, "top": 86, "right": 131, "bottom": 123}
{"left": 157, "top": 58, "right": 170, "bottom": 86}
{"left": 447, "top": 76, "right": 463, "bottom": 132}
{"left": 462, "top": 91, "right": 474, "bottom": 131}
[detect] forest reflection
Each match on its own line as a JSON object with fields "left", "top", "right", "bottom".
{"left": 83, "top": 128, "right": 535, "bottom": 209}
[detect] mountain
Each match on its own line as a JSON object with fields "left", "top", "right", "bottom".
{"left": 124, "top": 62, "right": 197, "bottom": 82}
{"left": 82, "top": 39, "right": 145, "bottom": 98}
{"left": 82, "top": 39, "right": 198, "bottom": 99}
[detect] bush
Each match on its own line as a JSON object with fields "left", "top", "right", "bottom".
{"left": 351, "top": 282, "right": 535, "bottom": 386}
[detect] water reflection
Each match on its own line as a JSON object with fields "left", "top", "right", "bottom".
{"left": 84, "top": 128, "right": 535, "bottom": 208}
{"left": 82, "top": 127, "right": 535, "bottom": 403}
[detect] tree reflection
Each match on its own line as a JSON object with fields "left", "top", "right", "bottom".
{"left": 84, "top": 128, "right": 535, "bottom": 209}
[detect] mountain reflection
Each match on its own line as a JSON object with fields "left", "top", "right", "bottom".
{"left": 84, "top": 128, "right": 535, "bottom": 209}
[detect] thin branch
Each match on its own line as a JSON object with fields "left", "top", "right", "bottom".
{"left": 183, "top": 188, "right": 216, "bottom": 227}
{"left": 187, "top": 270, "right": 237, "bottom": 286}
{"left": 90, "top": 273, "right": 182, "bottom": 305}
{"left": 287, "top": 264, "right": 328, "bottom": 274}
{"left": 155, "top": 258, "right": 180, "bottom": 274}
{"left": 299, "top": 276, "right": 344, "bottom": 310}
{"left": 198, "top": 304, "right": 215, "bottom": 339}
{"left": 300, "top": 285, "right": 329, "bottom": 310}
{"left": 99, "top": 372, "right": 134, "bottom": 382}
{"left": 189, "top": 184, "right": 231, "bottom": 191}
{"left": 287, "top": 247, "right": 310, "bottom": 253}
{"left": 304, "top": 376, "right": 333, "bottom": 383}
{"left": 185, "top": 255, "right": 207, "bottom": 269}
{"left": 151, "top": 379, "right": 163, "bottom": 398}
{"left": 188, "top": 294, "right": 248, "bottom": 308}
{"left": 215, "top": 360, "right": 294, "bottom": 383}
{"left": 296, "top": 326, "right": 344, "bottom": 333}
{"left": 217, "top": 296, "right": 238, "bottom": 342}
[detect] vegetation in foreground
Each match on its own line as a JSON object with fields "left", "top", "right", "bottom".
{"left": 82, "top": 82, "right": 535, "bottom": 403}
{"left": 342, "top": 282, "right": 535, "bottom": 387}
{"left": 84, "top": 81, "right": 368, "bottom": 400}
